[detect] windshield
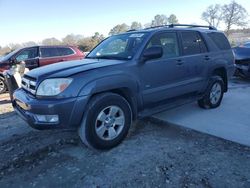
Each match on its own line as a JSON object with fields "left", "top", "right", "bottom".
{"left": 1, "top": 49, "right": 19, "bottom": 61}
{"left": 87, "top": 32, "right": 148, "bottom": 60}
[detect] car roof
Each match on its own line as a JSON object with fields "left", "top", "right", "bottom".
{"left": 16, "top": 45, "right": 78, "bottom": 51}
{"left": 126, "top": 24, "right": 221, "bottom": 35}
{"left": 25, "top": 45, "right": 76, "bottom": 48}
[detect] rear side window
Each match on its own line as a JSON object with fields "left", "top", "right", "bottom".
{"left": 181, "top": 31, "right": 207, "bottom": 55}
{"left": 57, "top": 47, "right": 75, "bottom": 56}
{"left": 40, "top": 47, "right": 60, "bottom": 58}
{"left": 208, "top": 32, "right": 231, "bottom": 50}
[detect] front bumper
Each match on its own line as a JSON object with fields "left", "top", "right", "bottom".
{"left": 235, "top": 64, "right": 250, "bottom": 71}
{"left": 13, "top": 89, "right": 89, "bottom": 130}
{"left": 235, "top": 59, "right": 250, "bottom": 71}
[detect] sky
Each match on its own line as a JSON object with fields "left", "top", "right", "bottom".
{"left": 0, "top": 0, "right": 249, "bottom": 46}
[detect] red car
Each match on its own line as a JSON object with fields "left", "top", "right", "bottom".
{"left": 0, "top": 45, "right": 84, "bottom": 93}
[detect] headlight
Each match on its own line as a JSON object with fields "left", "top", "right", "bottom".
{"left": 36, "top": 78, "right": 73, "bottom": 96}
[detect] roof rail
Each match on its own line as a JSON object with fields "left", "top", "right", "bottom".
{"left": 126, "top": 29, "right": 137, "bottom": 32}
{"left": 168, "top": 24, "right": 217, "bottom": 30}
{"left": 144, "top": 25, "right": 168, "bottom": 30}
{"left": 144, "top": 24, "right": 217, "bottom": 30}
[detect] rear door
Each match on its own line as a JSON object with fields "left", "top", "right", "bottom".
{"left": 15, "top": 47, "right": 39, "bottom": 70}
{"left": 178, "top": 31, "right": 209, "bottom": 92}
{"left": 39, "top": 47, "right": 62, "bottom": 66}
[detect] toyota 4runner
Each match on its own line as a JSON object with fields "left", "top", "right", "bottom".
{"left": 13, "top": 24, "right": 235, "bottom": 150}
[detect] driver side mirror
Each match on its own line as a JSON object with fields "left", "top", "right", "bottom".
{"left": 142, "top": 46, "right": 163, "bottom": 61}
{"left": 10, "top": 57, "right": 18, "bottom": 65}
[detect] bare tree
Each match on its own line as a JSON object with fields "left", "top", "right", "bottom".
{"left": 222, "top": 1, "right": 248, "bottom": 35}
{"left": 130, "top": 22, "right": 142, "bottom": 30}
{"left": 62, "top": 34, "right": 84, "bottom": 45}
{"left": 42, "top": 38, "right": 61, "bottom": 45}
{"left": 201, "top": 4, "right": 222, "bottom": 28}
{"left": 144, "top": 22, "right": 152, "bottom": 28}
{"left": 109, "top": 23, "right": 130, "bottom": 35}
{"left": 8, "top": 43, "right": 22, "bottom": 50}
{"left": 78, "top": 32, "right": 105, "bottom": 52}
{"left": 151, "top": 14, "right": 168, "bottom": 27}
{"left": 22, "top": 41, "right": 38, "bottom": 47}
{"left": 0, "top": 46, "right": 12, "bottom": 56}
{"left": 168, "top": 14, "right": 178, "bottom": 24}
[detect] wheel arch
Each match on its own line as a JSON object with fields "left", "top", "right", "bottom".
{"left": 0, "top": 72, "right": 4, "bottom": 78}
{"left": 211, "top": 67, "right": 228, "bottom": 92}
{"left": 78, "top": 75, "right": 141, "bottom": 120}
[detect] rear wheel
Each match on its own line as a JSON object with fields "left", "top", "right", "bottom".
{"left": 78, "top": 93, "right": 132, "bottom": 150}
{"left": 198, "top": 76, "right": 224, "bottom": 109}
{"left": 0, "top": 77, "right": 7, "bottom": 94}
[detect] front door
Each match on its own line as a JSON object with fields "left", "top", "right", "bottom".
{"left": 138, "top": 32, "right": 185, "bottom": 106}
{"left": 15, "top": 47, "right": 39, "bottom": 70}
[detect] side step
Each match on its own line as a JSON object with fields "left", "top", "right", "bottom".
{"left": 138, "top": 95, "right": 200, "bottom": 119}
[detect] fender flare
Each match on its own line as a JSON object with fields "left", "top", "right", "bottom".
{"left": 78, "top": 74, "right": 142, "bottom": 118}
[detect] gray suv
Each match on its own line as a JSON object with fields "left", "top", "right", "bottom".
{"left": 13, "top": 24, "right": 235, "bottom": 150}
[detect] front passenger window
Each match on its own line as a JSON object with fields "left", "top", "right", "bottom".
{"left": 147, "top": 32, "right": 180, "bottom": 58}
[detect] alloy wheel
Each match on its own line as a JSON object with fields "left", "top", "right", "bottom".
{"left": 95, "top": 105, "right": 125, "bottom": 141}
{"left": 210, "top": 82, "right": 222, "bottom": 105}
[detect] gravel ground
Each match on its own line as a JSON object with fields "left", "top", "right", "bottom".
{"left": 1, "top": 94, "right": 250, "bottom": 188}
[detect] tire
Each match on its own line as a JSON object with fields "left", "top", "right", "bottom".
{"left": 0, "top": 77, "right": 7, "bottom": 94}
{"left": 78, "top": 92, "right": 132, "bottom": 150}
{"left": 198, "top": 76, "right": 224, "bottom": 109}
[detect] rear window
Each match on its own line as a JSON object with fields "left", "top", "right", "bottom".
{"left": 40, "top": 47, "right": 60, "bottom": 58}
{"left": 57, "top": 47, "right": 75, "bottom": 56}
{"left": 208, "top": 32, "right": 231, "bottom": 50}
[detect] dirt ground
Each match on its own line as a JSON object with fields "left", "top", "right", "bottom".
{"left": 1, "top": 93, "right": 250, "bottom": 188}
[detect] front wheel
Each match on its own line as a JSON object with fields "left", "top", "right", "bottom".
{"left": 78, "top": 93, "right": 132, "bottom": 150}
{"left": 0, "top": 77, "right": 7, "bottom": 94}
{"left": 198, "top": 76, "right": 224, "bottom": 109}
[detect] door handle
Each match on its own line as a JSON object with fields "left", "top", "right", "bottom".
{"left": 204, "top": 56, "right": 210, "bottom": 61}
{"left": 176, "top": 59, "right": 183, "bottom": 66}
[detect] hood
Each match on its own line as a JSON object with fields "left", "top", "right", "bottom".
{"left": 233, "top": 47, "right": 250, "bottom": 60}
{"left": 0, "top": 58, "right": 8, "bottom": 64}
{"left": 0, "top": 59, "right": 10, "bottom": 71}
{"left": 26, "top": 58, "right": 126, "bottom": 80}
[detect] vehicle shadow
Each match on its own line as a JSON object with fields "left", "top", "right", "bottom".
{"left": 0, "top": 100, "right": 11, "bottom": 105}
{"left": 0, "top": 111, "right": 15, "bottom": 120}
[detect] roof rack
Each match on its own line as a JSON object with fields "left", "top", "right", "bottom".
{"left": 168, "top": 24, "right": 217, "bottom": 30}
{"left": 144, "top": 24, "right": 217, "bottom": 30}
{"left": 126, "top": 29, "right": 137, "bottom": 32}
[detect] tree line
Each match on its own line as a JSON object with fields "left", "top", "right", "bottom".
{"left": 0, "top": 32, "right": 105, "bottom": 56}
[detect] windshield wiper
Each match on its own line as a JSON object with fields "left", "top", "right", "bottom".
{"left": 85, "top": 56, "right": 96, "bottom": 59}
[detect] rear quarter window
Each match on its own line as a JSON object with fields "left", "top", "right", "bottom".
{"left": 57, "top": 47, "right": 75, "bottom": 56}
{"left": 208, "top": 32, "right": 231, "bottom": 50}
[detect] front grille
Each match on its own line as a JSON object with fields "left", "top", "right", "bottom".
{"left": 21, "top": 75, "right": 37, "bottom": 95}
